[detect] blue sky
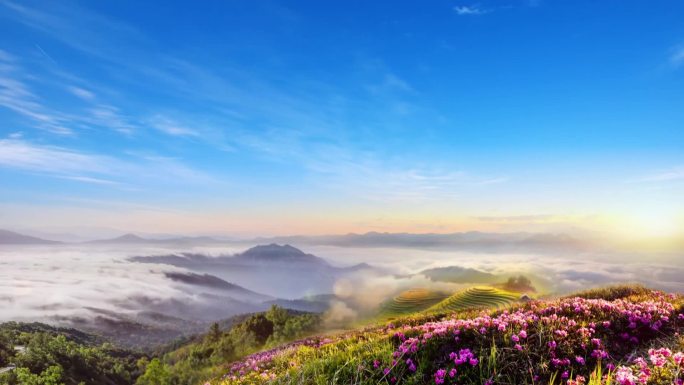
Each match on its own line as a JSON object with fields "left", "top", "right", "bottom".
{"left": 0, "top": 0, "right": 683, "bottom": 237}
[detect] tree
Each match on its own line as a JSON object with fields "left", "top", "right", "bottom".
{"left": 0, "top": 331, "right": 13, "bottom": 366}
{"left": 213, "top": 337, "right": 235, "bottom": 361}
{"left": 242, "top": 314, "right": 274, "bottom": 345}
{"left": 136, "top": 358, "right": 171, "bottom": 385}
{"left": 207, "top": 322, "right": 222, "bottom": 343}
{"left": 15, "top": 365, "right": 64, "bottom": 385}
{"left": 266, "top": 305, "right": 289, "bottom": 326}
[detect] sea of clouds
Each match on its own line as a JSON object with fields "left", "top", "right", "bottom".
{"left": 0, "top": 243, "right": 682, "bottom": 325}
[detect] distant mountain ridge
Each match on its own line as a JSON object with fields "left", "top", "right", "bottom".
{"left": 419, "top": 266, "right": 497, "bottom": 283}
{"left": 130, "top": 244, "right": 378, "bottom": 299}
{"left": 1, "top": 229, "right": 589, "bottom": 251}
{"left": 131, "top": 244, "right": 375, "bottom": 274}
{"left": 164, "top": 272, "right": 273, "bottom": 302}
{"left": 0, "top": 229, "right": 61, "bottom": 244}
{"left": 251, "top": 231, "right": 588, "bottom": 252}
{"left": 86, "top": 233, "right": 224, "bottom": 244}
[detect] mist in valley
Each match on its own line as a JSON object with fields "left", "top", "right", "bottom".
{"left": 1, "top": 238, "right": 681, "bottom": 347}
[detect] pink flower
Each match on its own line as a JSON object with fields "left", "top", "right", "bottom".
{"left": 406, "top": 358, "right": 416, "bottom": 372}
{"left": 434, "top": 369, "right": 447, "bottom": 384}
{"left": 673, "top": 352, "right": 684, "bottom": 366}
{"left": 648, "top": 348, "right": 672, "bottom": 367}
{"left": 615, "top": 366, "right": 639, "bottom": 385}
{"left": 519, "top": 330, "right": 527, "bottom": 339}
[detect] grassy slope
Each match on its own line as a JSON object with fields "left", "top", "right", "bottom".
{"left": 380, "top": 286, "right": 521, "bottom": 320}
{"left": 426, "top": 287, "right": 520, "bottom": 314}
{"left": 380, "top": 289, "right": 452, "bottom": 317}
{"left": 210, "top": 285, "right": 684, "bottom": 385}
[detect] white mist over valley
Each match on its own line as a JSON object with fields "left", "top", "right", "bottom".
{"left": 1, "top": 232, "right": 681, "bottom": 347}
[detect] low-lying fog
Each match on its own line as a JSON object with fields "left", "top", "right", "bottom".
{"left": 0, "top": 242, "right": 681, "bottom": 346}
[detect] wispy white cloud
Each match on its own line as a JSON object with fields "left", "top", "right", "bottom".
{"left": 2, "top": 2, "right": 426, "bottom": 157}
{"left": 0, "top": 138, "right": 216, "bottom": 187}
{"left": 148, "top": 115, "right": 200, "bottom": 137}
{"left": 0, "top": 1, "right": 502, "bottom": 209}
{"left": 305, "top": 147, "right": 508, "bottom": 204}
{"left": 0, "top": 52, "right": 138, "bottom": 136}
{"left": 34, "top": 44, "right": 57, "bottom": 65}
{"left": 0, "top": 50, "right": 129, "bottom": 137}
{"left": 670, "top": 47, "right": 684, "bottom": 68}
{"left": 454, "top": 5, "right": 487, "bottom": 15}
{"left": 0, "top": 138, "right": 112, "bottom": 175}
{"left": 1, "top": 0, "right": 148, "bottom": 62}
{"left": 367, "top": 73, "right": 414, "bottom": 94}
{"left": 87, "top": 105, "right": 136, "bottom": 135}
{"left": 0, "top": 58, "right": 75, "bottom": 135}
{"left": 636, "top": 166, "right": 684, "bottom": 182}
{"left": 57, "top": 175, "right": 123, "bottom": 186}
{"left": 67, "top": 86, "right": 95, "bottom": 101}
{"left": 0, "top": 49, "right": 16, "bottom": 62}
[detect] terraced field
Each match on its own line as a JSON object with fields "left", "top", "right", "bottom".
{"left": 426, "top": 286, "right": 519, "bottom": 313}
{"left": 380, "top": 288, "right": 451, "bottom": 316}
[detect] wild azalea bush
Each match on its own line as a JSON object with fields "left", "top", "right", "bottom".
{"left": 212, "top": 289, "right": 683, "bottom": 385}
{"left": 223, "top": 337, "right": 335, "bottom": 380}
{"left": 607, "top": 347, "right": 683, "bottom": 385}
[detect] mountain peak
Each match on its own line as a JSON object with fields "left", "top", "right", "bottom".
{"left": 0, "top": 229, "right": 61, "bottom": 244}
{"left": 241, "top": 243, "right": 305, "bottom": 257}
{"left": 88, "top": 233, "right": 149, "bottom": 244}
{"left": 235, "top": 244, "right": 329, "bottom": 266}
{"left": 114, "top": 233, "right": 145, "bottom": 241}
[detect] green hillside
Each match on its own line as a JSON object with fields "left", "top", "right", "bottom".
{"left": 380, "top": 288, "right": 451, "bottom": 317}
{"left": 4, "top": 285, "right": 682, "bottom": 385}
{"left": 0, "top": 322, "right": 142, "bottom": 385}
{"left": 426, "top": 286, "right": 520, "bottom": 313}
{"left": 209, "top": 285, "right": 684, "bottom": 385}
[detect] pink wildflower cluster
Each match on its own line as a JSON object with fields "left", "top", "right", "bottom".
{"left": 648, "top": 347, "right": 672, "bottom": 367}
{"left": 566, "top": 375, "right": 586, "bottom": 385}
{"left": 379, "top": 292, "right": 678, "bottom": 384}
{"left": 217, "top": 291, "right": 682, "bottom": 385}
{"left": 610, "top": 348, "right": 684, "bottom": 385}
{"left": 221, "top": 337, "right": 334, "bottom": 381}
{"left": 614, "top": 366, "right": 645, "bottom": 385}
